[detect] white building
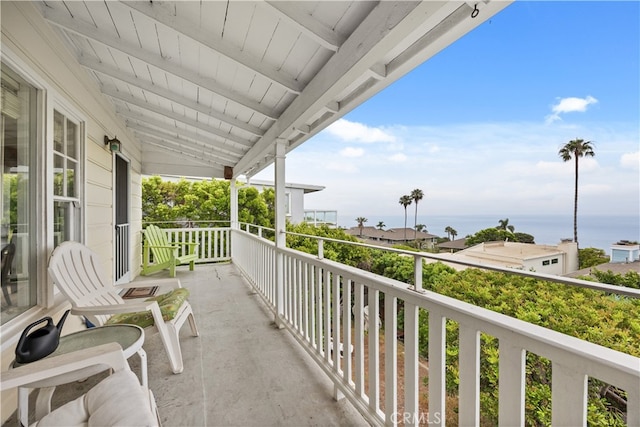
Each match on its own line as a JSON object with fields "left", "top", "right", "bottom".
{"left": 610, "top": 241, "right": 640, "bottom": 263}
{"left": 450, "top": 240, "right": 579, "bottom": 275}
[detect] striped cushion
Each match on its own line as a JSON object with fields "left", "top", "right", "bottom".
{"left": 106, "top": 288, "right": 190, "bottom": 328}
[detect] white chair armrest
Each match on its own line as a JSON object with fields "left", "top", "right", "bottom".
{"left": 0, "top": 343, "right": 126, "bottom": 391}
{"left": 71, "top": 300, "right": 158, "bottom": 317}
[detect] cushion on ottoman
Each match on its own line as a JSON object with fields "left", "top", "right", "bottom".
{"left": 106, "top": 288, "right": 190, "bottom": 328}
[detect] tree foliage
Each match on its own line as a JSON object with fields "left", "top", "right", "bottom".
{"left": 286, "top": 222, "right": 373, "bottom": 268}
{"left": 578, "top": 247, "right": 610, "bottom": 269}
{"left": 141, "top": 176, "right": 273, "bottom": 227}
{"left": 465, "top": 227, "right": 535, "bottom": 245}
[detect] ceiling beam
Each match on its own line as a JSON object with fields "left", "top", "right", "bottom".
{"left": 118, "top": 109, "right": 247, "bottom": 157}
{"left": 263, "top": 1, "right": 346, "bottom": 51}
{"left": 125, "top": 121, "right": 242, "bottom": 164}
{"left": 101, "top": 84, "right": 255, "bottom": 149}
{"left": 42, "top": 8, "right": 278, "bottom": 119}
{"left": 120, "top": 1, "right": 304, "bottom": 94}
{"left": 135, "top": 132, "right": 228, "bottom": 171}
{"left": 81, "top": 57, "right": 265, "bottom": 137}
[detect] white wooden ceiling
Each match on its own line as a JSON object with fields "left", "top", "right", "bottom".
{"left": 37, "top": 0, "right": 511, "bottom": 179}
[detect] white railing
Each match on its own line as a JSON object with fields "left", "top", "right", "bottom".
{"left": 160, "top": 227, "right": 231, "bottom": 263}
{"left": 232, "top": 227, "right": 640, "bottom": 427}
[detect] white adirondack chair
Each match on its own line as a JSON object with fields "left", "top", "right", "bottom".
{"left": 1, "top": 342, "right": 160, "bottom": 426}
{"left": 48, "top": 241, "right": 199, "bottom": 374}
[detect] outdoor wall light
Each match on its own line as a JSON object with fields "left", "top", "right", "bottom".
{"left": 104, "top": 135, "right": 121, "bottom": 153}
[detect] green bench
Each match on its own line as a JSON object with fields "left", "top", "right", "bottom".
{"left": 142, "top": 225, "right": 199, "bottom": 277}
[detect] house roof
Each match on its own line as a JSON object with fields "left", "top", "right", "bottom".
{"left": 245, "top": 179, "right": 325, "bottom": 194}
{"left": 346, "top": 226, "right": 438, "bottom": 241}
{"left": 451, "top": 241, "right": 568, "bottom": 268}
{"left": 438, "top": 238, "right": 468, "bottom": 250}
{"left": 565, "top": 261, "right": 640, "bottom": 279}
{"left": 34, "top": 1, "right": 511, "bottom": 179}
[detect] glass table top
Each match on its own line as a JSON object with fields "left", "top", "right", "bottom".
{"left": 13, "top": 324, "right": 144, "bottom": 368}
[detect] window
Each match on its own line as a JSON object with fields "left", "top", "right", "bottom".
{"left": 542, "top": 260, "right": 550, "bottom": 266}
{"left": 1, "top": 63, "right": 38, "bottom": 323}
{"left": 52, "top": 109, "right": 82, "bottom": 247}
{"left": 285, "top": 192, "right": 291, "bottom": 216}
{"left": 551, "top": 258, "right": 558, "bottom": 264}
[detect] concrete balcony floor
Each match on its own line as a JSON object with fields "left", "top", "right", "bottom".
{"left": 7, "top": 263, "right": 367, "bottom": 426}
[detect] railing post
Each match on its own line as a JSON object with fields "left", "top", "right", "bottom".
{"left": 413, "top": 254, "right": 423, "bottom": 291}
{"left": 318, "top": 239, "right": 324, "bottom": 260}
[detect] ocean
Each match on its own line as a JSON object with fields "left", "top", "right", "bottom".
{"left": 341, "top": 214, "right": 639, "bottom": 252}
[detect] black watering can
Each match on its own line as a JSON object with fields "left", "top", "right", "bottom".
{"left": 15, "top": 310, "right": 70, "bottom": 364}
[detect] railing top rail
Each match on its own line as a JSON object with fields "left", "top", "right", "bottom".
{"left": 270, "top": 227, "right": 640, "bottom": 299}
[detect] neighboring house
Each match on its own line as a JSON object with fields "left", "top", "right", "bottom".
{"left": 445, "top": 240, "right": 579, "bottom": 275}
{"left": 610, "top": 241, "right": 640, "bottom": 263}
{"left": 346, "top": 226, "right": 440, "bottom": 249}
{"left": 244, "top": 180, "right": 325, "bottom": 224}
{"left": 565, "top": 260, "right": 640, "bottom": 280}
{"left": 437, "top": 238, "right": 469, "bottom": 253}
{"left": 565, "top": 240, "right": 640, "bottom": 280}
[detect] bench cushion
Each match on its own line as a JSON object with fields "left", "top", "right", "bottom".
{"left": 33, "top": 369, "right": 157, "bottom": 426}
{"left": 106, "top": 288, "right": 190, "bottom": 328}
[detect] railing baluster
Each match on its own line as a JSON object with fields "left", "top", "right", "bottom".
{"left": 552, "top": 362, "right": 587, "bottom": 427}
{"left": 428, "top": 310, "right": 446, "bottom": 427}
{"left": 315, "top": 266, "right": 323, "bottom": 353}
{"left": 385, "top": 294, "right": 398, "bottom": 426}
{"left": 368, "top": 289, "right": 380, "bottom": 415}
{"left": 354, "top": 282, "right": 365, "bottom": 397}
{"left": 459, "top": 325, "right": 480, "bottom": 426}
{"left": 404, "top": 302, "right": 419, "bottom": 427}
{"left": 307, "top": 263, "right": 314, "bottom": 343}
{"left": 499, "top": 343, "right": 525, "bottom": 426}
{"left": 323, "top": 269, "right": 331, "bottom": 363}
{"left": 332, "top": 272, "right": 341, "bottom": 372}
{"left": 343, "top": 279, "right": 352, "bottom": 384}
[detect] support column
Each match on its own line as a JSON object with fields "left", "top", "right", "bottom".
{"left": 230, "top": 179, "right": 238, "bottom": 230}
{"left": 230, "top": 179, "right": 238, "bottom": 261}
{"left": 274, "top": 140, "right": 286, "bottom": 328}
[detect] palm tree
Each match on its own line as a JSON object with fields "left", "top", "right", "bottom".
{"left": 415, "top": 224, "right": 426, "bottom": 233}
{"left": 399, "top": 195, "right": 412, "bottom": 241}
{"left": 496, "top": 218, "right": 515, "bottom": 233}
{"left": 559, "top": 138, "right": 595, "bottom": 245}
{"left": 410, "top": 189, "right": 424, "bottom": 240}
{"left": 450, "top": 228, "right": 458, "bottom": 240}
{"left": 355, "top": 217, "right": 368, "bottom": 236}
{"left": 376, "top": 221, "right": 385, "bottom": 230}
{"left": 444, "top": 226, "right": 455, "bottom": 241}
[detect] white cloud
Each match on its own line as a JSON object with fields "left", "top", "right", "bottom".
{"left": 620, "top": 151, "right": 639, "bottom": 170}
{"left": 389, "top": 153, "right": 407, "bottom": 162}
{"left": 255, "top": 120, "right": 639, "bottom": 218}
{"left": 340, "top": 147, "right": 364, "bottom": 158}
{"left": 325, "top": 119, "right": 396, "bottom": 143}
{"left": 326, "top": 162, "right": 358, "bottom": 173}
{"left": 545, "top": 95, "right": 598, "bottom": 123}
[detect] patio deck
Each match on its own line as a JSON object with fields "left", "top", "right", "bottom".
{"left": 5, "top": 263, "right": 367, "bottom": 426}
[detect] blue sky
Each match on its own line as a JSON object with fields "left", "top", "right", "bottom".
{"left": 254, "top": 1, "right": 640, "bottom": 225}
